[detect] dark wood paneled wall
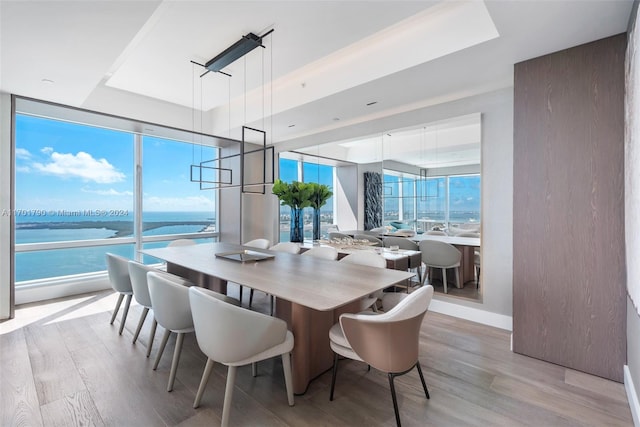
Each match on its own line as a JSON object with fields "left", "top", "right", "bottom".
{"left": 513, "top": 34, "right": 627, "bottom": 382}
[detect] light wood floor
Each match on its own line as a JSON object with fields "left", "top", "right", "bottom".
{"left": 0, "top": 286, "right": 633, "bottom": 427}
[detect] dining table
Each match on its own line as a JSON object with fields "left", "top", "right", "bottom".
{"left": 341, "top": 230, "right": 480, "bottom": 287}
{"left": 141, "top": 242, "right": 414, "bottom": 394}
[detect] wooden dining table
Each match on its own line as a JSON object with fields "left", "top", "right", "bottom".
{"left": 141, "top": 242, "right": 414, "bottom": 394}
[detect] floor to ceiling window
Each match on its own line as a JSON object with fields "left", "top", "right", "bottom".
{"left": 384, "top": 170, "right": 479, "bottom": 230}
{"left": 13, "top": 101, "right": 219, "bottom": 286}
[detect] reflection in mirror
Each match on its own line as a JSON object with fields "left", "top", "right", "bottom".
{"left": 382, "top": 113, "right": 481, "bottom": 301}
{"left": 284, "top": 113, "right": 481, "bottom": 302}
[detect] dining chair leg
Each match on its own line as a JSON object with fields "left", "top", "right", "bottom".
{"left": 249, "top": 288, "right": 254, "bottom": 308}
{"left": 415, "top": 362, "right": 430, "bottom": 399}
{"left": 118, "top": 294, "right": 132, "bottom": 335}
{"left": 442, "top": 268, "right": 448, "bottom": 294}
{"left": 193, "top": 358, "right": 215, "bottom": 408}
{"left": 146, "top": 318, "right": 158, "bottom": 358}
{"left": 252, "top": 362, "right": 257, "bottom": 377}
{"left": 388, "top": 373, "right": 402, "bottom": 427}
{"left": 110, "top": 293, "right": 124, "bottom": 325}
{"left": 455, "top": 266, "right": 461, "bottom": 289}
{"left": 329, "top": 353, "right": 339, "bottom": 401}
{"left": 153, "top": 329, "right": 171, "bottom": 370}
{"left": 132, "top": 307, "right": 149, "bottom": 344}
{"left": 282, "top": 352, "right": 294, "bottom": 406}
{"left": 239, "top": 286, "right": 244, "bottom": 305}
{"left": 221, "top": 366, "right": 237, "bottom": 427}
{"left": 270, "top": 295, "right": 275, "bottom": 316}
{"left": 167, "top": 332, "right": 185, "bottom": 392}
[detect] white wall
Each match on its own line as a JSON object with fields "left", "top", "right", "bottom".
{"left": 0, "top": 94, "right": 12, "bottom": 319}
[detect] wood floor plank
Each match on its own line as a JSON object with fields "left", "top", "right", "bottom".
{"left": 24, "top": 323, "right": 87, "bottom": 405}
{"left": 40, "top": 390, "right": 104, "bottom": 427}
{"left": 0, "top": 329, "right": 43, "bottom": 427}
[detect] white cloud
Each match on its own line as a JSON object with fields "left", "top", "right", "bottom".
{"left": 81, "top": 187, "right": 133, "bottom": 196}
{"left": 41, "top": 147, "right": 53, "bottom": 154}
{"left": 15, "top": 148, "right": 32, "bottom": 159}
{"left": 33, "top": 151, "right": 125, "bottom": 183}
{"left": 15, "top": 166, "right": 31, "bottom": 173}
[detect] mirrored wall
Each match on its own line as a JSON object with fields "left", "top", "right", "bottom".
{"left": 283, "top": 112, "right": 481, "bottom": 301}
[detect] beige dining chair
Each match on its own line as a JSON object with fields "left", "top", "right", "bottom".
{"left": 339, "top": 252, "right": 387, "bottom": 312}
{"left": 127, "top": 261, "right": 158, "bottom": 356}
{"left": 354, "top": 233, "right": 383, "bottom": 247}
{"left": 419, "top": 240, "right": 461, "bottom": 293}
{"left": 189, "top": 286, "right": 294, "bottom": 427}
{"left": 105, "top": 253, "right": 133, "bottom": 335}
{"left": 329, "top": 285, "right": 434, "bottom": 427}
{"left": 238, "top": 238, "right": 271, "bottom": 305}
{"left": 301, "top": 246, "right": 339, "bottom": 260}
{"left": 249, "top": 242, "right": 301, "bottom": 315}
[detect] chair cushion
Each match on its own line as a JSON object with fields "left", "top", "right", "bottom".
{"left": 390, "top": 221, "right": 411, "bottom": 230}
{"left": 329, "top": 322, "right": 350, "bottom": 349}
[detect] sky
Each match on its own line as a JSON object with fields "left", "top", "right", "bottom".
{"left": 14, "top": 114, "right": 216, "bottom": 212}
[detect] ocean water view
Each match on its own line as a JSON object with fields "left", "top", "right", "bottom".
{"left": 14, "top": 211, "right": 215, "bottom": 282}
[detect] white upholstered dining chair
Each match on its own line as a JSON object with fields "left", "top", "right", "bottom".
{"left": 249, "top": 242, "right": 301, "bottom": 314}
{"left": 127, "top": 261, "right": 158, "bottom": 356}
{"left": 339, "top": 252, "right": 387, "bottom": 312}
{"left": 189, "top": 286, "right": 294, "bottom": 427}
{"left": 419, "top": 240, "right": 461, "bottom": 294}
{"left": 237, "top": 238, "right": 271, "bottom": 305}
{"left": 301, "top": 246, "right": 338, "bottom": 260}
{"left": 105, "top": 253, "right": 133, "bottom": 335}
{"left": 146, "top": 271, "right": 195, "bottom": 392}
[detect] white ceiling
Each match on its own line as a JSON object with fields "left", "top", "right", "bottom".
{"left": 0, "top": 0, "right": 633, "bottom": 150}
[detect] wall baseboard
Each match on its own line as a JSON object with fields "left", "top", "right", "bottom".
{"left": 15, "top": 274, "right": 111, "bottom": 305}
{"left": 429, "top": 298, "right": 513, "bottom": 331}
{"left": 625, "top": 365, "right": 640, "bottom": 427}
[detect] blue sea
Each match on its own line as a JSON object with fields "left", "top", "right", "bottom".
{"left": 14, "top": 212, "right": 215, "bottom": 282}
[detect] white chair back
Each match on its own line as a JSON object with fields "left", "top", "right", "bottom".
{"left": 189, "top": 287, "right": 289, "bottom": 364}
{"left": 302, "top": 246, "right": 338, "bottom": 260}
{"left": 106, "top": 253, "right": 132, "bottom": 293}
{"left": 128, "top": 261, "right": 156, "bottom": 307}
{"left": 244, "top": 238, "right": 271, "bottom": 249}
{"left": 383, "top": 236, "right": 419, "bottom": 250}
{"left": 419, "top": 240, "right": 461, "bottom": 267}
{"left": 340, "top": 252, "right": 386, "bottom": 268}
{"left": 269, "top": 242, "right": 301, "bottom": 254}
{"left": 147, "top": 272, "right": 193, "bottom": 332}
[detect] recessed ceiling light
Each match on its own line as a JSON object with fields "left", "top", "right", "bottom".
{"left": 288, "top": 124, "right": 296, "bottom": 128}
{"left": 333, "top": 118, "right": 340, "bottom": 121}
{"left": 41, "top": 78, "right": 54, "bottom": 84}
{"left": 366, "top": 101, "right": 377, "bottom": 106}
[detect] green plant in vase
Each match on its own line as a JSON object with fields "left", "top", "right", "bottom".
{"left": 272, "top": 179, "right": 313, "bottom": 242}
{"left": 309, "top": 183, "right": 333, "bottom": 241}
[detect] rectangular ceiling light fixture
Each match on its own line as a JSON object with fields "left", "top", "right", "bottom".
{"left": 205, "top": 30, "right": 273, "bottom": 73}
